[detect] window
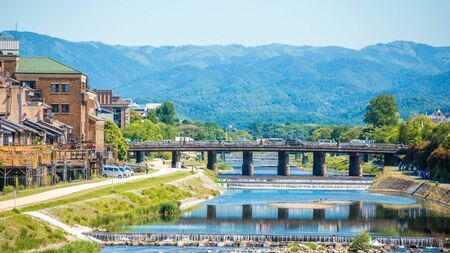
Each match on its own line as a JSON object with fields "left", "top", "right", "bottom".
{"left": 61, "top": 84, "right": 70, "bottom": 93}
{"left": 23, "top": 81, "right": 36, "bottom": 89}
{"left": 51, "top": 84, "right": 59, "bottom": 93}
{"left": 61, "top": 104, "right": 70, "bottom": 113}
{"left": 51, "top": 104, "right": 59, "bottom": 113}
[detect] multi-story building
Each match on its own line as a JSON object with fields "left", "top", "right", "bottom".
{"left": 427, "top": 109, "right": 450, "bottom": 124}
{"left": 124, "top": 98, "right": 160, "bottom": 118}
{"left": 0, "top": 37, "right": 104, "bottom": 151}
{"left": 96, "top": 89, "right": 130, "bottom": 129}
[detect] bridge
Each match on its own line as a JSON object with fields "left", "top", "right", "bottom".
{"left": 129, "top": 141, "right": 407, "bottom": 177}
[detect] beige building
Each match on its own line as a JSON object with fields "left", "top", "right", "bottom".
{"left": 0, "top": 38, "right": 104, "bottom": 151}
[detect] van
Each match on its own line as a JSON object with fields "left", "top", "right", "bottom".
{"left": 102, "top": 166, "right": 125, "bottom": 178}
{"left": 120, "top": 166, "right": 134, "bottom": 177}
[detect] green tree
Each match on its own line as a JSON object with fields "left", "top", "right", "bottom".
{"left": 311, "top": 127, "right": 333, "bottom": 141}
{"left": 123, "top": 119, "right": 163, "bottom": 141}
{"left": 104, "top": 120, "right": 128, "bottom": 161}
{"left": 157, "top": 122, "right": 180, "bottom": 140}
{"left": 146, "top": 110, "right": 158, "bottom": 123}
{"left": 156, "top": 102, "right": 176, "bottom": 125}
{"left": 399, "top": 115, "right": 434, "bottom": 145}
{"left": 364, "top": 94, "right": 399, "bottom": 127}
{"left": 129, "top": 109, "right": 142, "bottom": 124}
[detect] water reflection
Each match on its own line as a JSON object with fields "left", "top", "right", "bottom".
{"left": 129, "top": 189, "right": 449, "bottom": 237}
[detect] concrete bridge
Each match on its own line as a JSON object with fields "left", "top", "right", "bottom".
{"left": 129, "top": 141, "right": 407, "bottom": 177}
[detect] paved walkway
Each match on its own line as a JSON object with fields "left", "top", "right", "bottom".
{"left": 0, "top": 168, "right": 180, "bottom": 211}
{"left": 26, "top": 211, "right": 95, "bottom": 241}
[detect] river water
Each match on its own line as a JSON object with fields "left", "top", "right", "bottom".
{"left": 101, "top": 165, "right": 449, "bottom": 252}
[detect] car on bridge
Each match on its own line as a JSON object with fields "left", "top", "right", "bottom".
{"left": 318, "top": 139, "right": 337, "bottom": 147}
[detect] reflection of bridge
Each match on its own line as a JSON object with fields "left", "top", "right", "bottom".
{"left": 177, "top": 203, "right": 444, "bottom": 235}
{"left": 129, "top": 141, "right": 406, "bottom": 176}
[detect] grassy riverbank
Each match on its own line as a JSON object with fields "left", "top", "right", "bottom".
{"left": 0, "top": 169, "right": 220, "bottom": 252}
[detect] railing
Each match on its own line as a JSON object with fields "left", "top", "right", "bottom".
{"left": 129, "top": 140, "right": 406, "bottom": 151}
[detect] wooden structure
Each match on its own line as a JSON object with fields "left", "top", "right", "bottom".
{"left": 0, "top": 145, "right": 104, "bottom": 190}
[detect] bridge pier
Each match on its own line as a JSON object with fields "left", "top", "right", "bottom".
{"left": 242, "top": 151, "right": 254, "bottom": 176}
{"left": 349, "top": 153, "right": 363, "bottom": 177}
{"left": 302, "top": 152, "right": 308, "bottom": 165}
{"left": 206, "top": 205, "right": 216, "bottom": 220}
{"left": 201, "top": 151, "right": 205, "bottom": 161}
{"left": 207, "top": 151, "right": 217, "bottom": 170}
{"left": 277, "top": 208, "right": 289, "bottom": 220}
{"left": 349, "top": 201, "right": 362, "bottom": 220}
{"left": 363, "top": 153, "right": 370, "bottom": 163}
{"left": 313, "top": 152, "right": 327, "bottom": 176}
{"left": 294, "top": 152, "right": 300, "bottom": 160}
{"left": 384, "top": 153, "right": 396, "bottom": 166}
{"left": 171, "top": 151, "right": 181, "bottom": 168}
{"left": 135, "top": 151, "right": 145, "bottom": 164}
{"left": 277, "top": 151, "right": 290, "bottom": 176}
{"left": 313, "top": 208, "right": 325, "bottom": 220}
{"left": 242, "top": 204, "right": 253, "bottom": 220}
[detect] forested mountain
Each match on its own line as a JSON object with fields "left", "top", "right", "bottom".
{"left": 4, "top": 31, "right": 450, "bottom": 127}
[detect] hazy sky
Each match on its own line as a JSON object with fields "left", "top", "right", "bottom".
{"left": 1, "top": 0, "right": 449, "bottom": 48}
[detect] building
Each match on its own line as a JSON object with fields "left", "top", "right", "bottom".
{"left": 124, "top": 98, "right": 160, "bottom": 117}
{"left": 0, "top": 36, "right": 104, "bottom": 151}
{"left": 96, "top": 90, "right": 130, "bottom": 129}
{"left": 0, "top": 73, "right": 71, "bottom": 146}
{"left": 427, "top": 109, "right": 450, "bottom": 124}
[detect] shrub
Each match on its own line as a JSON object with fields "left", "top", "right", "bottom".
{"left": 287, "top": 242, "right": 300, "bottom": 252}
{"left": 349, "top": 231, "right": 372, "bottom": 251}
{"left": 159, "top": 202, "right": 179, "bottom": 215}
{"left": 2, "top": 185, "right": 15, "bottom": 194}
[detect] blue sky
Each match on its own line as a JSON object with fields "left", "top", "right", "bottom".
{"left": 1, "top": 0, "right": 449, "bottom": 48}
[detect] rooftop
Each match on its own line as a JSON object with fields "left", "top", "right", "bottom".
{"left": 16, "top": 57, "right": 83, "bottom": 74}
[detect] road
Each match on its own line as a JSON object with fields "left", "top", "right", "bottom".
{"left": 0, "top": 168, "right": 180, "bottom": 211}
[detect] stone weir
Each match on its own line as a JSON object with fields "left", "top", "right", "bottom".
{"left": 85, "top": 232, "right": 445, "bottom": 248}
{"left": 218, "top": 176, "right": 374, "bottom": 190}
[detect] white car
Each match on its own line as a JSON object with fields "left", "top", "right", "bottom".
{"left": 102, "top": 166, "right": 126, "bottom": 178}
{"left": 121, "top": 166, "right": 134, "bottom": 177}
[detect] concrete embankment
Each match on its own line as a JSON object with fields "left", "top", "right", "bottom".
{"left": 371, "top": 174, "right": 450, "bottom": 206}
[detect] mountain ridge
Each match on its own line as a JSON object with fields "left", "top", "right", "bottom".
{"left": 2, "top": 31, "right": 449, "bottom": 127}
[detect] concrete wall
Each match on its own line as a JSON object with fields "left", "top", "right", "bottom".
{"left": 372, "top": 175, "right": 450, "bottom": 206}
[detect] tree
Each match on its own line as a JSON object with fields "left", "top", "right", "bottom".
{"left": 123, "top": 119, "right": 163, "bottom": 141}
{"left": 104, "top": 120, "right": 128, "bottom": 161}
{"left": 157, "top": 122, "right": 180, "bottom": 140}
{"left": 146, "top": 110, "right": 158, "bottom": 123}
{"left": 364, "top": 94, "right": 399, "bottom": 127}
{"left": 129, "top": 109, "right": 142, "bottom": 124}
{"left": 156, "top": 102, "right": 176, "bottom": 125}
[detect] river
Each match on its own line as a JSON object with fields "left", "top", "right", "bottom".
{"left": 101, "top": 165, "right": 449, "bottom": 252}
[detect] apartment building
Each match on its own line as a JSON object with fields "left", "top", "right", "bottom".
{"left": 0, "top": 37, "right": 104, "bottom": 150}
{"left": 96, "top": 89, "right": 130, "bottom": 129}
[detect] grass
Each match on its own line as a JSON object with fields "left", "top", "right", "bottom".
{"left": 39, "top": 241, "right": 100, "bottom": 253}
{"left": 218, "top": 164, "right": 233, "bottom": 170}
{"left": 19, "top": 172, "right": 190, "bottom": 213}
{"left": 0, "top": 177, "right": 109, "bottom": 201}
{"left": 0, "top": 211, "right": 66, "bottom": 252}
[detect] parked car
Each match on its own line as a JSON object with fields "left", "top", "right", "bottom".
{"left": 102, "top": 166, "right": 125, "bottom": 178}
{"left": 121, "top": 166, "right": 134, "bottom": 176}
{"left": 286, "top": 139, "right": 302, "bottom": 145}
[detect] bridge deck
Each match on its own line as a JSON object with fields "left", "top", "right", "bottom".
{"left": 129, "top": 141, "right": 406, "bottom": 154}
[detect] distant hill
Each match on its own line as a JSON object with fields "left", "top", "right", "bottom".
{"left": 4, "top": 31, "right": 450, "bottom": 127}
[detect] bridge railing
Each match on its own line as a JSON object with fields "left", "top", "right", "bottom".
{"left": 129, "top": 140, "right": 406, "bottom": 151}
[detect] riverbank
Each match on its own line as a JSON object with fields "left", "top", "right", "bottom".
{"left": 0, "top": 167, "right": 221, "bottom": 252}
{"left": 371, "top": 167, "right": 450, "bottom": 207}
